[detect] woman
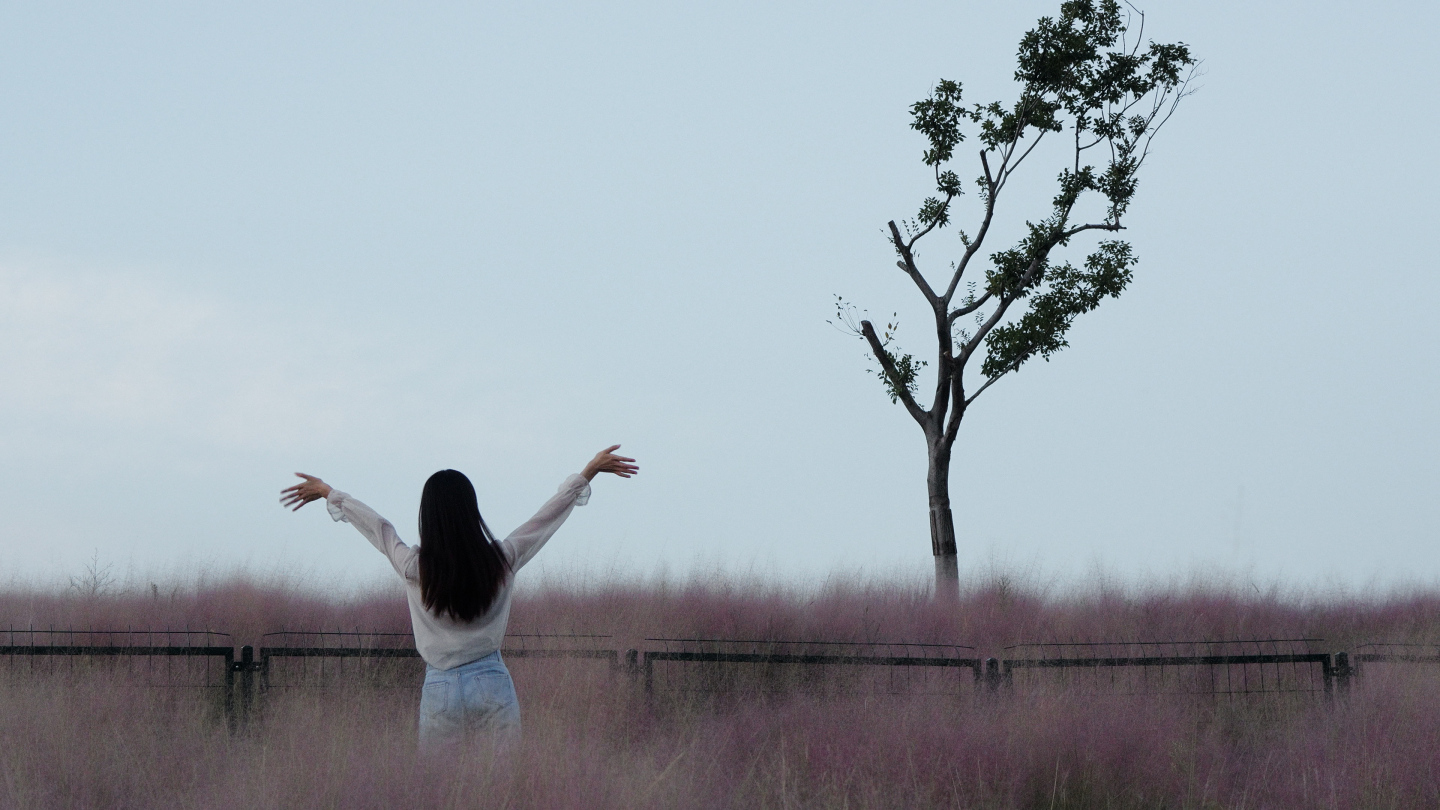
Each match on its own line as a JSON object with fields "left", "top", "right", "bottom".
{"left": 279, "top": 445, "right": 638, "bottom": 746}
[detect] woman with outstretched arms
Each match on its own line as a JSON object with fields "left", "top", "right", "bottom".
{"left": 279, "top": 445, "right": 637, "bottom": 747}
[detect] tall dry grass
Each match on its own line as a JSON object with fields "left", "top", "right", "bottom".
{"left": 2, "top": 574, "right": 1440, "bottom": 808}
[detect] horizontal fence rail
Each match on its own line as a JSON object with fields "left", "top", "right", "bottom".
{"left": 0, "top": 628, "right": 241, "bottom": 726}
{"left": 640, "top": 638, "right": 982, "bottom": 697}
{"left": 1351, "top": 643, "right": 1440, "bottom": 666}
{"left": 1001, "top": 639, "right": 1334, "bottom": 696}
{"left": 259, "top": 631, "right": 421, "bottom": 693}
{"left": 14, "top": 629, "right": 1440, "bottom": 730}
{"left": 0, "top": 628, "right": 235, "bottom": 671}
{"left": 1345, "top": 643, "right": 1440, "bottom": 689}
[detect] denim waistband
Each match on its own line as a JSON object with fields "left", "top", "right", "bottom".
{"left": 425, "top": 649, "right": 505, "bottom": 678}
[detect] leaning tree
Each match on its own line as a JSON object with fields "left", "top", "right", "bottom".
{"left": 834, "top": 0, "right": 1195, "bottom": 597}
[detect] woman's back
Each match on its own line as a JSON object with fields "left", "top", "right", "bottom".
{"left": 324, "top": 473, "right": 593, "bottom": 669}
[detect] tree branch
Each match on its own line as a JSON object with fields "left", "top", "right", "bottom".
{"left": 956, "top": 248, "right": 1049, "bottom": 368}
{"left": 959, "top": 295, "right": 1012, "bottom": 367}
{"left": 952, "top": 216, "right": 1113, "bottom": 371}
{"left": 1062, "top": 222, "right": 1125, "bottom": 239}
{"left": 947, "top": 290, "right": 993, "bottom": 322}
{"left": 950, "top": 142, "right": 1099, "bottom": 365}
{"left": 938, "top": 150, "right": 1003, "bottom": 304}
{"left": 990, "top": 93, "right": 1039, "bottom": 193}
{"left": 1132, "top": 67, "right": 1198, "bottom": 174}
{"left": 899, "top": 181, "right": 957, "bottom": 249}
{"left": 942, "top": 369, "right": 966, "bottom": 446}
{"left": 995, "top": 130, "right": 1047, "bottom": 195}
{"left": 860, "top": 319, "right": 931, "bottom": 426}
{"left": 888, "top": 220, "right": 940, "bottom": 305}
{"left": 1124, "top": 2, "right": 1146, "bottom": 57}
{"left": 964, "top": 332, "right": 1042, "bottom": 408}
{"left": 964, "top": 370, "right": 1009, "bottom": 406}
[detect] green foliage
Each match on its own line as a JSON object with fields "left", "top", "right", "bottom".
{"left": 981, "top": 240, "right": 1136, "bottom": 378}
{"left": 838, "top": 0, "right": 1192, "bottom": 419}
{"left": 903, "top": 0, "right": 1192, "bottom": 244}
{"left": 976, "top": 93, "right": 1063, "bottom": 150}
{"left": 872, "top": 317, "right": 927, "bottom": 405}
{"left": 917, "top": 196, "right": 951, "bottom": 228}
{"left": 909, "top": 79, "right": 976, "bottom": 167}
{"left": 958, "top": 0, "right": 1191, "bottom": 383}
{"left": 875, "top": 351, "right": 927, "bottom": 405}
{"left": 1009, "top": 0, "right": 1194, "bottom": 220}
{"left": 829, "top": 299, "right": 926, "bottom": 406}
{"left": 910, "top": 83, "right": 979, "bottom": 231}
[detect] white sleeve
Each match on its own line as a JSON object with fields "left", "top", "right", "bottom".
{"left": 326, "top": 490, "right": 417, "bottom": 580}
{"left": 501, "top": 474, "right": 591, "bottom": 571}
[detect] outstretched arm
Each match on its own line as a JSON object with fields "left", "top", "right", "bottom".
{"left": 506, "top": 445, "right": 639, "bottom": 570}
{"left": 279, "top": 473, "right": 414, "bottom": 578}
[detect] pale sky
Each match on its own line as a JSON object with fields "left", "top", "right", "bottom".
{"left": 1, "top": 1, "right": 1436, "bottom": 591}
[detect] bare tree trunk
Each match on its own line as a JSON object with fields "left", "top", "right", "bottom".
{"left": 927, "top": 438, "right": 960, "bottom": 601}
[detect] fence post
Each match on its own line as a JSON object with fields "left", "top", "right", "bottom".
{"left": 1334, "top": 652, "right": 1352, "bottom": 697}
{"left": 224, "top": 647, "right": 237, "bottom": 732}
{"left": 624, "top": 649, "right": 639, "bottom": 685}
{"left": 984, "top": 657, "right": 1001, "bottom": 693}
{"left": 240, "top": 645, "right": 256, "bottom": 728}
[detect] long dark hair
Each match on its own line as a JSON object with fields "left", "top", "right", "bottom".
{"left": 417, "top": 469, "right": 511, "bottom": 622}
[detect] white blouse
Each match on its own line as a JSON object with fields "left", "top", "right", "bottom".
{"left": 324, "top": 474, "right": 591, "bottom": 670}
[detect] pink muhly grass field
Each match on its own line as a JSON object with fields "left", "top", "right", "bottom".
{"left": 3, "top": 574, "right": 1440, "bottom": 809}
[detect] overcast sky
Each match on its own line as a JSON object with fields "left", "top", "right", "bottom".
{"left": 1, "top": 1, "right": 1435, "bottom": 592}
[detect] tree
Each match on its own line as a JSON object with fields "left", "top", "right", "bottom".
{"left": 833, "top": 0, "right": 1195, "bottom": 598}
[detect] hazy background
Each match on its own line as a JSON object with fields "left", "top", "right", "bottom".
{"left": 1, "top": 1, "right": 1435, "bottom": 591}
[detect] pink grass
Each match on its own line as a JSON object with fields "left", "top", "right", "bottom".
{"left": 3, "top": 575, "right": 1440, "bottom": 808}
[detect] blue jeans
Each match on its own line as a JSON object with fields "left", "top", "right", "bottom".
{"left": 418, "top": 651, "right": 521, "bottom": 747}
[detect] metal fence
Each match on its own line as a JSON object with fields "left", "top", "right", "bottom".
{"left": 0, "top": 628, "right": 241, "bottom": 725}
{"left": 1347, "top": 643, "right": 1440, "bottom": 685}
{"left": 14, "top": 629, "right": 1440, "bottom": 729}
{"left": 258, "top": 631, "right": 421, "bottom": 691}
{"left": 237, "top": 631, "right": 621, "bottom": 727}
{"left": 0, "top": 628, "right": 235, "bottom": 685}
{"left": 1350, "top": 642, "right": 1440, "bottom": 667}
{"left": 639, "top": 638, "right": 982, "bottom": 697}
{"left": 1000, "top": 639, "right": 1334, "bottom": 697}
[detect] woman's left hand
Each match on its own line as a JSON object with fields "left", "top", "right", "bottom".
{"left": 280, "top": 473, "right": 333, "bottom": 511}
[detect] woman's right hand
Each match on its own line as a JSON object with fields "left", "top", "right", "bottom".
{"left": 280, "top": 473, "right": 333, "bottom": 511}
{"left": 582, "top": 445, "right": 639, "bottom": 481}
